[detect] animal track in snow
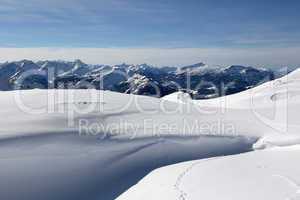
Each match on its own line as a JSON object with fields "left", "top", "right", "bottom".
{"left": 273, "top": 174, "right": 300, "bottom": 200}
{"left": 173, "top": 157, "right": 220, "bottom": 200}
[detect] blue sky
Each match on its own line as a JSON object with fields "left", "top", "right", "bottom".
{"left": 0, "top": 0, "right": 300, "bottom": 65}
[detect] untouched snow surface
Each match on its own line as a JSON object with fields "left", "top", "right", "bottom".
{"left": 0, "top": 69, "right": 300, "bottom": 199}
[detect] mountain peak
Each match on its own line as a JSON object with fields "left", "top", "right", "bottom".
{"left": 73, "top": 59, "right": 86, "bottom": 66}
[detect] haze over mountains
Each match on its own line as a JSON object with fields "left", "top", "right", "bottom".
{"left": 0, "top": 59, "right": 296, "bottom": 99}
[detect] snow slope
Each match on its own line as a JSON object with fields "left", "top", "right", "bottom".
{"left": 0, "top": 69, "right": 299, "bottom": 200}
{"left": 0, "top": 89, "right": 256, "bottom": 200}
{"left": 118, "top": 145, "right": 300, "bottom": 200}
{"left": 118, "top": 69, "right": 300, "bottom": 200}
{"left": 163, "top": 69, "right": 300, "bottom": 140}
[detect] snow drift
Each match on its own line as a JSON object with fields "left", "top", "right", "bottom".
{"left": 118, "top": 69, "right": 300, "bottom": 200}
{"left": 0, "top": 69, "right": 299, "bottom": 200}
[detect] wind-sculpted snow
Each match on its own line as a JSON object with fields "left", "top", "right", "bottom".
{"left": 119, "top": 69, "right": 300, "bottom": 200}
{"left": 0, "top": 134, "right": 254, "bottom": 200}
{"left": 0, "top": 69, "right": 300, "bottom": 200}
{"left": 118, "top": 145, "right": 300, "bottom": 200}
{"left": 0, "top": 89, "right": 257, "bottom": 200}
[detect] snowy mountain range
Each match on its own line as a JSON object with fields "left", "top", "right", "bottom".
{"left": 0, "top": 60, "right": 296, "bottom": 99}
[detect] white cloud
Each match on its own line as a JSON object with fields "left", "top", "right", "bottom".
{"left": 0, "top": 47, "right": 299, "bottom": 67}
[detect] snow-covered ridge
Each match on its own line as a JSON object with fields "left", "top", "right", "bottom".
{"left": 118, "top": 69, "right": 300, "bottom": 200}
{"left": 0, "top": 89, "right": 257, "bottom": 200}
{"left": 0, "top": 67, "right": 300, "bottom": 200}
{"left": 118, "top": 145, "right": 300, "bottom": 200}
